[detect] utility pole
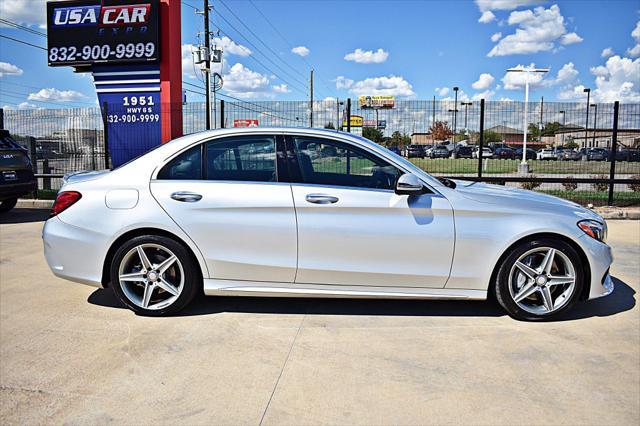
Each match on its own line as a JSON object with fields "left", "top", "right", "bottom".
{"left": 310, "top": 69, "right": 314, "bottom": 128}
{"left": 196, "top": 0, "right": 213, "bottom": 130}
{"left": 583, "top": 88, "right": 591, "bottom": 150}
{"left": 432, "top": 95, "right": 436, "bottom": 146}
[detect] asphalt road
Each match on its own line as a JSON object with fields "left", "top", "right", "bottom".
{"left": 1, "top": 209, "right": 638, "bottom": 425}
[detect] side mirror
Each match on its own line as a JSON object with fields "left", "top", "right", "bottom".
{"left": 395, "top": 173, "right": 426, "bottom": 195}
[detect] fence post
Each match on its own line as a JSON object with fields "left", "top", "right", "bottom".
{"left": 607, "top": 101, "right": 619, "bottom": 206}
{"left": 43, "top": 159, "right": 51, "bottom": 190}
{"left": 346, "top": 98, "right": 351, "bottom": 133}
{"left": 220, "top": 100, "right": 225, "bottom": 128}
{"left": 478, "top": 99, "right": 485, "bottom": 179}
{"left": 28, "top": 136, "right": 39, "bottom": 196}
{"left": 102, "top": 102, "right": 110, "bottom": 169}
{"left": 0, "top": 108, "right": 4, "bottom": 129}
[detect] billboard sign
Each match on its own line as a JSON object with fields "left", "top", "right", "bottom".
{"left": 234, "top": 119, "right": 259, "bottom": 128}
{"left": 358, "top": 96, "right": 395, "bottom": 109}
{"left": 47, "top": 0, "right": 160, "bottom": 67}
{"left": 377, "top": 120, "right": 387, "bottom": 129}
{"left": 342, "top": 115, "right": 363, "bottom": 128}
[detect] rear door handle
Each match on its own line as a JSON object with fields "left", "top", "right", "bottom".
{"left": 305, "top": 193, "right": 339, "bottom": 204}
{"left": 171, "top": 191, "right": 202, "bottom": 203}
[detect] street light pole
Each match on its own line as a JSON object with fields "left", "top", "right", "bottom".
{"left": 583, "top": 88, "right": 591, "bottom": 150}
{"left": 452, "top": 86, "right": 459, "bottom": 158}
{"left": 506, "top": 67, "right": 549, "bottom": 174}
{"left": 590, "top": 103, "right": 598, "bottom": 147}
{"left": 461, "top": 101, "right": 472, "bottom": 137}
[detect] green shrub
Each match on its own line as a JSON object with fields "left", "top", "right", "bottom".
{"left": 520, "top": 177, "right": 542, "bottom": 190}
{"left": 592, "top": 175, "right": 609, "bottom": 192}
{"left": 629, "top": 175, "right": 640, "bottom": 192}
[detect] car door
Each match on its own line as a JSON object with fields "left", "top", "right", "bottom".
{"left": 150, "top": 134, "right": 298, "bottom": 283}
{"left": 286, "top": 134, "right": 455, "bottom": 288}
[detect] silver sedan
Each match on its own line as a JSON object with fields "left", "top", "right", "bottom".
{"left": 43, "top": 128, "right": 613, "bottom": 320}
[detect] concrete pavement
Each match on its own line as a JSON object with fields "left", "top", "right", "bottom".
{"left": 1, "top": 210, "right": 638, "bottom": 425}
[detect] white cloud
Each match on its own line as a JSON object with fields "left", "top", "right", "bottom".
{"left": 488, "top": 5, "right": 581, "bottom": 57}
{"left": 17, "top": 102, "right": 38, "bottom": 109}
{"left": 344, "top": 48, "right": 389, "bottom": 64}
{"left": 498, "top": 97, "right": 514, "bottom": 102}
{"left": 475, "top": 0, "right": 542, "bottom": 12}
{"left": 479, "top": 11, "right": 496, "bottom": 24}
{"left": 348, "top": 75, "right": 415, "bottom": 98}
{"left": 590, "top": 55, "right": 640, "bottom": 103}
{"left": 502, "top": 62, "right": 580, "bottom": 95}
{"left": 181, "top": 44, "right": 198, "bottom": 79}
{"left": 0, "top": 0, "right": 46, "bottom": 28}
{"left": 491, "top": 32, "right": 503, "bottom": 42}
{"left": 28, "top": 88, "right": 86, "bottom": 102}
{"left": 560, "top": 32, "right": 583, "bottom": 45}
{"left": 0, "top": 62, "right": 23, "bottom": 77}
{"left": 501, "top": 63, "right": 546, "bottom": 89}
{"left": 557, "top": 84, "right": 586, "bottom": 100}
{"left": 213, "top": 36, "right": 251, "bottom": 57}
{"left": 223, "top": 63, "right": 271, "bottom": 98}
{"left": 472, "top": 73, "right": 495, "bottom": 90}
{"left": 272, "top": 83, "right": 290, "bottom": 94}
{"left": 627, "top": 21, "right": 640, "bottom": 57}
{"left": 291, "top": 46, "right": 310, "bottom": 57}
{"left": 442, "top": 90, "right": 470, "bottom": 102}
{"left": 435, "top": 87, "right": 449, "bottom": 96}
{"left": 335, "top": 76, "right": 354, "bottom": 90}
{"left": 601, "top": 47, "right": 615, "bottom": 58}
{"left": 472, "top": 90, "right": 495, "bottom": 101}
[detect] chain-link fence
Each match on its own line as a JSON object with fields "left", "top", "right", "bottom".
{"left": 2, "top": 99, "right": 639, "bottom": 206}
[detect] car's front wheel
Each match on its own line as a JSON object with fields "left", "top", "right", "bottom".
{"left": 109, "top": 235, "right": 200, "bottom": 316}
{"left": 494, "top": 238, "right": 584, "bottom": 321}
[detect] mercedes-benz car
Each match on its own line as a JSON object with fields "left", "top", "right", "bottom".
{"left": 43, "top": 128, "right": 613, "bottom": 321}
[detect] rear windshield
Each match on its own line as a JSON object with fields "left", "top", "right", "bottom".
{"left": 0, "top": 151, "right": 28, "bottom": 167}
{"left": 0, "top": 133, "right": 23, "bottom": 150}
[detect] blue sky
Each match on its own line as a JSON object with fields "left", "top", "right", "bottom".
{"left": 1, "top": 0, "right": 639, "bottom": 109}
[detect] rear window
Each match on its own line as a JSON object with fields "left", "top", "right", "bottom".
{"left": 0, "top": 133, "right": 23, "bottom": 150}
{"left": 0, "top": 152, "right": 28, "bottom": 168}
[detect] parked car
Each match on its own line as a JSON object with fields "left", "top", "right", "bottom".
{"left": 388, "top": 146, "right": 401, "bottom": 155}
{"left": 0, "top": 130, "right": 37, "bottom": 212}
{"left": 405, "top": 144, "right": 426, "bottom": 158}
{"left": 515, "top": 148, "right": 537, "bottom": 161}
{"left": 559, "top": 149, "right": 581, "bottom": 161}
{"left": 430, "top": 146, "right": 450, "bottom": 158}
{"left": 472, "top": 147, "right": 493, "bottom": 159}
{"left": 537, "top": 149, "right": 557, "bottom": 160}
{"left": 578, "top": 148, "right": 607, "bottom": 161}
{"left": 493, "top": 147, "right": 516, "bottom": 160}
{"left": 615, "top": 148, "right": 640, "bottom": 162}
{"left": 43, "top": 127, "right": 614, "bottom": 321}
{"left": 454, "top": 145, "right": 474, "bottom": 159}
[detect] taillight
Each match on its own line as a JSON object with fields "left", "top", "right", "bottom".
{"left": 50, "top": 191, "right": 82, "bottom": 217}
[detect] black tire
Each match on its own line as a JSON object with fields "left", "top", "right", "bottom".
{"left": 109, "top": 235, "right": 200, "bottom": 316}
{"left": 494, "top": 238, "right": 584, "bottom": 321}
{"left": 0, "top": 198, "right": 18, "bottom": 213}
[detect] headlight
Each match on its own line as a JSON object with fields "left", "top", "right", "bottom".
{"left": 578, "top": 219, "right": 607, "bottom": 242}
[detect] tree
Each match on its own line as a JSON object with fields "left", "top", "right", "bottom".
{"left": 542, "top": 121, "right": 561, "bottom": 136}
{"left": 483, "top": 130, "right": 502, "bottom": 143}
{"left": 362, "top": 127, "right": 383, "bottom": 144}
{"left": 324, "top": 122, "right": 335, "bottom": 130}
{"left": 429, "top": 121, "right": 453, "bottom": 141}
{"left": 565, "top": 139, "right": 579, "bottom": 149}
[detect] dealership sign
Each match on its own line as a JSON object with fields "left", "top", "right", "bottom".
{"left": 47, "top": 0, "right": 160, "bottom": 67}
{"left": 342, "top": 115, "right": 363, "bottom": 128}
{"left": 359, "top": 96, "right": 395, "bottom": 109}
{"left": 233, "top": 119, "right": 259, "bottom": 128}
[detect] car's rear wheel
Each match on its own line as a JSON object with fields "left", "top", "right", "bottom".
{"left": 109, "top": 235, "right": 200, "bottom": 316}
{"left": 0, "top": 198, "right": 18, "bottom": 213}
{"left": 494, "top": 238, "right": 584, "bottom": 321}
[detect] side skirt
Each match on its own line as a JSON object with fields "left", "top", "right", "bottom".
{"left": 203, "top": 279, "right": 487, "bottom": 300}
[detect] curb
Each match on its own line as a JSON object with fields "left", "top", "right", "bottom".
{"left": 16, "top": 199, "right": 54, "bottom": 209}
{"left": 16, "top": 199, "right": 640, "bottom": 219}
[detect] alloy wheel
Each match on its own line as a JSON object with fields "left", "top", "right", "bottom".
{"left": 508, "top": 247, "right": 577, "bottom": 315}
{"left": 118, "top": 243, "right": 184, "bottom": 310}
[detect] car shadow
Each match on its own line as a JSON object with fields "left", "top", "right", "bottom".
{"left": 0, "top": 208, "right": 50, "bottom": 224}
{"left": 87, "top": 276, "right": 635, "bottom": 320}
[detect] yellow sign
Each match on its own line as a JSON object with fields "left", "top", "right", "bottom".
{"left": 359, "top": 96, "right": 395, "bottom": 109}
{"left": 342, "top": 115, "right": 363, "bottom": 127}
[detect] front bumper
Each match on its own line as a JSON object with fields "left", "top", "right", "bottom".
{"left": 579, "top": 235, "right": 615, "bottom": 300}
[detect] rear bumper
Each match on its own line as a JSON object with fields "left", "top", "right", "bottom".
{"left": 0, "top": 181, "right": 37, "bottom": 201}
{"left": 42, "top": 216, "right": 106, "bottom": 288}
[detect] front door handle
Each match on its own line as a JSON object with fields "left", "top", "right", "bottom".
{"left": 171, "top": 191, "right": 202, "bottom": 203}
{"left": 305, "top": 193, "right": 339, "bottom": 204}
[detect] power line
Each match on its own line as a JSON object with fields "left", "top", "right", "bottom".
{"left": 0, "top": 34, "right": 46, "bottom": 50}
{"left": 0, "top": 18, "right": 47, "bottom": 37}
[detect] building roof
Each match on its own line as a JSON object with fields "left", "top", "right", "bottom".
{"left": 487, "top": 125, "right": 523, "bottom": 134}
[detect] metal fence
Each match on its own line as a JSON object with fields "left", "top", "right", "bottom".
{"left": 2, "top": 99, "right": 639, "bottom": 206}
